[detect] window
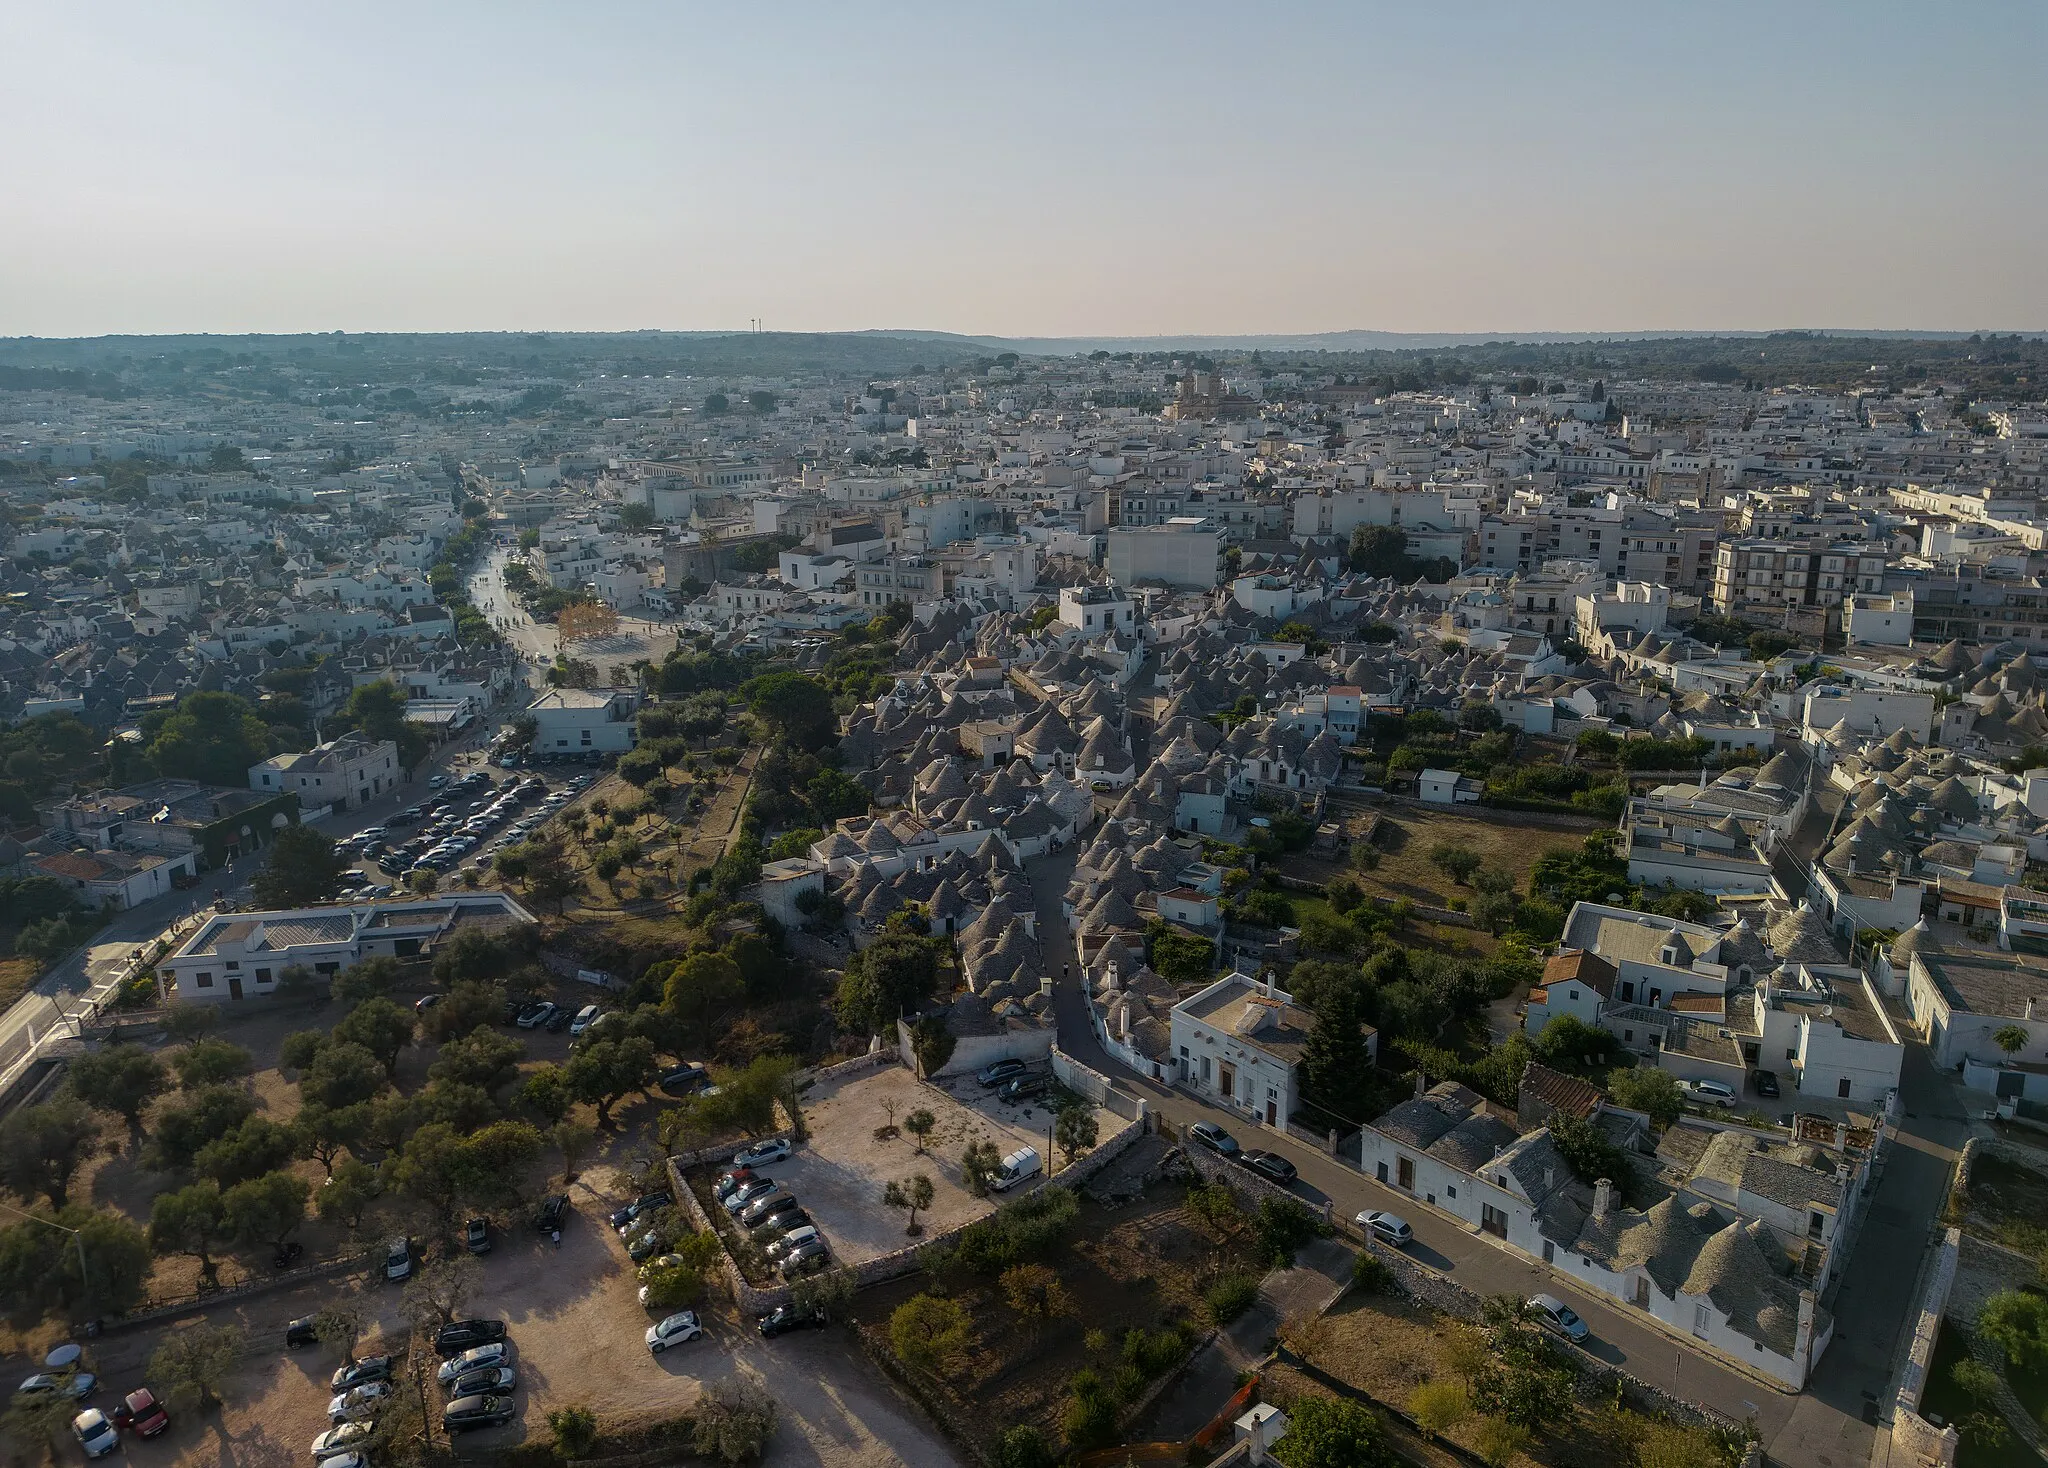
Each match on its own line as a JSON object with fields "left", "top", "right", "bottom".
{"left": 225, "top": 960, "right": 239, "bottom": 971}
{"left": 1396, "top": 1156, "right": 1415, "bottom": 1191}
{"left": 1481, "top": 1203, "right": 1508, "bottom": 1239}
{"left": 194, "top": 972, "right": 214, "bottom": 987}
{"left": 1837, "top": 1077, "right": 1851, "bottom": 1098}
{"left": 1787, "top": 1048, "right": 1797, "bottom": 1060}
{"left": 255, "top": 969, "right": 272, "bottom": 983}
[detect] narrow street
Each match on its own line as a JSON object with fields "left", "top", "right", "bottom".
{"left": 1022, "top": 840, "right": 1969, "bottom": 1467}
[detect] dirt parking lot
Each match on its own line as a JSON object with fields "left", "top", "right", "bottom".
{"left": 61, "top": 1159, "right": 959, "bottom": 1468}
{"left": 761, "top": 1065, "right": 1036, "bottom": 1264}
{"left": 759, "top": 1063, "right": 1118, "bottom": 1266}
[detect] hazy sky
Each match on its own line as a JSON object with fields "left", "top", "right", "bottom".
{"left": 3, "top": 1, "right": 2043, "bottom": 338}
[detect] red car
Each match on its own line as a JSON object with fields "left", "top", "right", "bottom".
{"left": 114, "top": 1387, "right": 170, "bottom": 1437}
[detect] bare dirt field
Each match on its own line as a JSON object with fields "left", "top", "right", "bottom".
{"left": 765, "top": 1065, "right": 1056, "bottom": 1265}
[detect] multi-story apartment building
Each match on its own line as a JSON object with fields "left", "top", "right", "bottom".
{"left": 855, "top": 554, "right": 941, "bottom": 608}
{"left": 1895, "top": 569, "right": 2048, "bottom": 649}
{"left": 1711, "top": 540, "right": 1886, "bottom": 616}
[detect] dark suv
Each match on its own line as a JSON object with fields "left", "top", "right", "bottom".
{"left": 534, "top": 1194, "right": 569, "bottom": 1233}
{"left": 434, "top": 1319, "right": 507, "bottom": 1356}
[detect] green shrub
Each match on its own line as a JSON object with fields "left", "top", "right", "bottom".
{"left": 1351, "top": 1251, "right": 1395, "bottom": 1294}
{"left": 1121, "top": 1324, "right": 1192, "bottom": 1378}
{"left": 1204, "top": 1272, "right": 1259, "bottom": 1324}
{"left": 1061, "top": 1369, "right": 1120, "bottom": 1450}
{"left": 954, "top": 1185, "right": 1080, "bottom": 1274}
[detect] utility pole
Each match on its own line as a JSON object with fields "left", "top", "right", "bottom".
{"left": 0, "top": 1200, "right": 90, "bottom": 1316}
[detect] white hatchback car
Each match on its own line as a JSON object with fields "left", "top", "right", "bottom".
{"left": 646, "top": 1311, "right": 703, "bottom": 1353}
{"left": 1355, "top": 1209, "right": 1413, "bottom": 1247}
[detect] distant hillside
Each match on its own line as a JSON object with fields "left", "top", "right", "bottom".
{"left": 863, "top": 327, "right": 2029, "bottom": 356}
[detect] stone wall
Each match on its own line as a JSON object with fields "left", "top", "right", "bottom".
{"left": 1052, "top": 1044, "right": 1149, "bottom": 1123}
{"left": 1182, "top": 1137, "right": 1333, "bottom": 1223}
{"left": 1053, "top": 1112, "right": 1148, "bottom": 1190}
{"left": 1889, "top": 1226, "right": 1961, "bottom": 1468}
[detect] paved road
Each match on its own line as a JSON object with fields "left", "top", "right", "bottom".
{"left": 1021, "top": 842, "right": 1967, "bottom": 1466}
{"left": 472, "top": 546, "right": 679, "bottom": 687}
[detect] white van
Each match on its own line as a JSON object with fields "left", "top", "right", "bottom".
{"left": 990, "top": 1146, "right": 1042, "bottom": 1192}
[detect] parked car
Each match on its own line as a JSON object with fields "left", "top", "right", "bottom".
{"left": 464, "top": 1217, "right": 491, "bottom": 1255}
{"left": 764, "top": 1225, "right": 821, "bottom": 1263}
{"left": 384, "top": 1237, "right": 413, "bottom": 1281}
{"left": 608, "top": 1192, "right": 673, "bottom": 1231}
{"left": 74, "top": 1409, "right": 120, "bottom": 1459}
{"left": 433, "top": 1320, "right": 506, "bottom": 1356}
{"left": 1751, "top": 1069, "right": 1781, "bottom": 1098}
{"left": 998, "top": 1074, "right": 1050, "bottom": 1105}
{"left": 442, "top": 1394, "right": 516, "bottom": 1432}
{"left": 712, "top": 1168, "right": 755, "bottom": 1203}
{"left": 287, "top": 1317, "right": 321, "bottom": 1349}
{"left": 733, "top": 1138, "right": 793, "bottom": 1169}
{"left": 514, "top": 1001, "right": 555, "bottom": 1030}
{"left": 415, "top": 993, "right": 443, "bottom": 1013}
{"left": 779, "top": 1237, "right": 831, "bottom": 1277}
{"left": 723, "top": 1178, "right": 778, "bottom": 1214}
{"left": 113, "top": 1387, "right": 170, "bottom": 1438}
{"left": 646, "top": 1311, "right": 704, "bottom": 1352}
{"left": 444, "top": 1366, "right": 515, "bottom": 1400}
{"left": 1527, "top": 1293, "right": 1590, "bottom": 1343}
{"left": 330, "top": 1357, "right": 395, "bottom": 1392}
{"left": 534, "top": 1194, "right": 569, "bottom": 1233}
{"left": 310, "top": 1421, "right": 375, "bottom": 1460}
{"left": 1684, "top": 1078, "right": 1737, "bottom": 1109}
{"left": 327, "top": 1381, "right": 394, "bottom": 1423}
{"left": 436, "top": 1343, "right": 510, "bottom": 1385}
{"left": 751, "top": 1209, "right": 813, "bottom": 1246}
{"left": 569, "top": 1004, "right": 602, "bottom": 1036}
{"left": 1243, "top": 1151, "right": 1297, "bottom": 1185}
{"left": 659, "top": 1064, "right": 710, "bottom": 1097}
{"left": 1355, "top": 1210, "right": 1413, "bottom": 1247}
{"left": 757, "top": 1303, "right": 827, "bottom": 1337}
{"left": 627, "top": 1225, "right": 671, "bottom": 1263}
{"left": 976, "top": 1058, "right": 1028, "bottom": 1089}
{"left": 1187, "top": 1121, "right": 1240, "bottom": 1157}
{"left": 739, "top": 1190, "right": 800, "bottom": 1230}
{"left": 17, "top": 1372, "right": 97, "bottom": 1402}
{"left": 544, "top": 1005, "right": 574, "bottom": 1033}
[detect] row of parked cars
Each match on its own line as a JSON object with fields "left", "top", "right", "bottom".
{"left": 12, "top": 1363, "right": 170, "bottom": 1460}
{"left": 297, "top": 1318, "right": 522, "bottom": 1459}
{"left": 1177, "top": 1117, "right": 1596, "bottom": 1344}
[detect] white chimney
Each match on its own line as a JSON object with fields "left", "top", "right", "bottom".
{"left": 1039, "top": 975, "right": 1053, "bottom": 999}
{"left": 1235, "top": 1404, "right": 1289, "bottom": 1466}
{"left": 1593, "top": 1177, "right": 1613, "bottom": 1220}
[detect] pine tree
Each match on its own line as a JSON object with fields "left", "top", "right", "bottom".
{"left": 1300, "top": 981, "right": 1374, "bottom": 1124}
